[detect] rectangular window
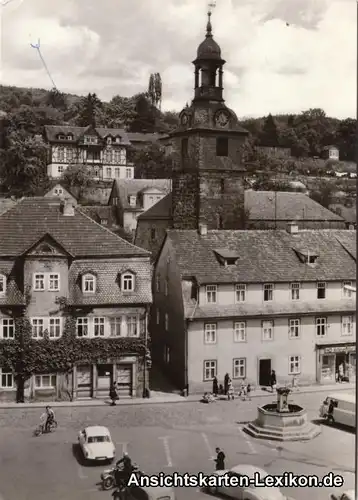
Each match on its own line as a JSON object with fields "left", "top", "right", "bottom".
{"left": 165, "top": 313, "right": 169, "bottom": 331}
{"left": 156, "top": 309, "right": 160, "bottom": 325}
{"left": 262, "top": 320, "right": 274, "bottom": 341}
{"left": 235, "top": 284, "right": 246, "bottom": 302}
{"left": 342, "top": 315, "right": 353, "bottom": 336}
{"left": 216, "top": 137, "right": 228, "bottom": 157}
{"left": 126, "top": 168, "right": 133, "bottom": 179}
{"left": 106, "top": 167, "right": 112, "bottom": 178}
{"left": 316, "top": 317, "right": 327, "bottom": 337}
{"left": 151, "top": 228, "right": 156, "bottom": 240}
{"left": 48, "top": 273, "right": 60, "bottom": 291}
{"left": 49, "top": 318, "right": 61, "bottom": 338}
{"left": 343, "top": 281, "right": 353, "bottom": 298}
{"left": 94, "top": 317, "right": 105, "bottom": 337}
{"left": 203, "top": 360, "right": 217, "bottom": 381}
{"left": 290, "top": 282, "right": 300, "bottom": 300}
{"left": 233, "top": 322, "right": 246, "bottom": 342}
{"left": 76, "top": 318, "right": 89, "bottom": 337}
{"left": 263, "top": 284, "right": 273, "bottom": 302}
{"left": 233, "top": 358, "right": 246, "bottom": 379}
{"left": 109, "top": 317, "right": 121, "bottom": 337}
{"left": 317, "top": 282, "right": 326, "bottom": 299}
{"left": 289, "top": 355, "right": 301, "bottom": 375}
{"left": 35, "top": 374, "right": 56, "bottom": 389}
{"left": 0, "top": 275, "right": 5, "bottom": 294}
{"left": 122, "top": 274, "right": 134, "bottom": 291}
{"left": 115, "top": 167, "right": 120, "bottom": 178}
{"left": 83, "top": 275, "right": 95, "bottom": 293}
{"left": 206, "top": 284, "right": 217, "bottom": 304}
{"left": 127, "top": 316, "right": 139, "bottom": 337}
{"left": 0, "top": 371, "right": 14, "bottom": 388}
{"left": 204, "top": 323, "right": 217, "bottom": 344}
{"left": 33, "top": 273, "right": 45, "bottom": 291}
{"left": 1, "top": 318, "right": 14, "bottom": 339}
{"left": 181, "top": 138, "right": 188, "bottom": 158}
{"left": 31, "top": 318, "right": 44, "bottom": 338}
{"left": 289, "top": 318, "right": 300, "bottom": 338}
{"left": 57, "top": 165, "right": 64, "bottom": 174}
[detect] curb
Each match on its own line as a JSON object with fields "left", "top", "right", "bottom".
{"left": 0, "top": 384, "right": 354, "bottom": 409}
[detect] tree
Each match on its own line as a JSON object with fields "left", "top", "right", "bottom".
{"left": 76, "top": 93, "right": 103, "bottom": 127}
{"left": 148, "top": 73, "right": 162, "bottom": 110}
{"left": 309, "top": 181, "right": 335, "bottom": 208}
{"left": 46, "top": 88, "right": 67, "bottom": 110}
{"left": 130, "top": 142, "right": 173, "bottom": 178}
{"left": 61, "top": 164, "right": 93, "bottom": 201}
{"left": 0, "top": 130, "right": 50, "bottom": 196}
{"left": 259, "top": 114, "right": 279, "bottom": 147}
{"left": 336, "top": 118, "right": 356, "bottom": 161}
{"left": 129, "top": 94, "right": 157, "bottom": 133}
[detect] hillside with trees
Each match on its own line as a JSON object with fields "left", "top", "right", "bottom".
{"left": 0, "top": 81, "right": 356, "bottom": 198}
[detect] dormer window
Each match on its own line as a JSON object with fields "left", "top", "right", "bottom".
{"left": 82, "top": 273, "right": 96, "bottom": 293}
{"left": 101, "top": 219, "right": 108, "bottom": 225}
{"left": 293, "top": 248, "right": 318, "bottom": 265}
{"left": 121, "top": 273, "right": 135, "bottom": 292}
{"left": 213, "top": 248, "right": 239, "bottom": 266}
{"left": 0, "top": 275, "right": 6, "bottom": 295}
{"left": 129, "top": 196, "right": 136, "bottom": 207}
{"left": 115, "top": 136, "right": 121, "bottom": 143}
{"left": 57, "top": 134, "right": 66, "bottom": 140}
{"left": 107, "top": 137, "right": 112, "bottom": 144}
{"left": 66, "top": 135, "right": 73, "bottom": 140}
{"left": 84, "top": 135, "right": 98, "bottom": 145}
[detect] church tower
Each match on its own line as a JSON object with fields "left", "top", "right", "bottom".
{"left": 170, "top": 9, "right": 249, "bottom": 230}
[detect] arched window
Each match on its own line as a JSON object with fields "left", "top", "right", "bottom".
{"left": 82, "top": 273, "right": 96, "bottom": 293}
{"left": 121, "top": 273, "right": 135, "bottom": 292}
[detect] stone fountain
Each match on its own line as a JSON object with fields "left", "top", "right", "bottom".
{"left": 243, "top": 386, "right": 321, "bottom": 441}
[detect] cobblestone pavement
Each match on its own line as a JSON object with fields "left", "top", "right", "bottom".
{"left": 0, "top": 390, "right": 354, "bottom": 500}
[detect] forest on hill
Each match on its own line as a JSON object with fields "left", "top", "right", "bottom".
{"left": 0, "top": 83, "right": 356, "bottom": 200}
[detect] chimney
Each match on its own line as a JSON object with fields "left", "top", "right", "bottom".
{"left": 61, "top": 199, "right": 75, "bottom": 216}
{"left": 287, "top": 221, "right": 299, "bottom": 234}
{"left": 199, "top": 223, "right": 207, "bottom": 236}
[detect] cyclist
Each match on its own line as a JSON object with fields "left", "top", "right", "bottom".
{"left": 45, "top": 406, "right": 55, "bottom": 432}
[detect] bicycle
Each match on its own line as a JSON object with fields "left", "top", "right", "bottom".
{"left": 33, "top": 419, "right": 58, "bottom": 437}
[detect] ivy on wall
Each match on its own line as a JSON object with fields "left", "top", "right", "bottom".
{"left": 0, "top": 316, "right": 148, "bottom": 381}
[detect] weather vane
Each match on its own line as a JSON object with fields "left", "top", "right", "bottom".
{"left": 208, "top": 1, "right": 216, "bottom": 14}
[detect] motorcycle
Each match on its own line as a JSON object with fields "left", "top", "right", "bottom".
{"left": 101, "top": 462, "right": 141, "bottom": 491}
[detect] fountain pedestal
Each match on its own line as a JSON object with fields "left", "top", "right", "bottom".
{"left": 243, "top": 387, "right": 321, "bottom": 441}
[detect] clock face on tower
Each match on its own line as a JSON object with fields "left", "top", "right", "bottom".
{"left": 195, "top": 109, "right": 208, "bottom": 124}
{"left": 215, "top": 110, "right": 230, "bottom": 127}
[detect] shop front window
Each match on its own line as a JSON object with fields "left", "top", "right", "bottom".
{"left": 321, "top": 354, "right": 335, "bottom": 382}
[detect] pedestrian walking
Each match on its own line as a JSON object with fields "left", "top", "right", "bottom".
{"left": 270, "top": 370, "right": 277, "bottom": 392}
{"left": 109, "top": 381, "right": 118, "bottom": 406}
{"left": 246, "top": 383, "right": 251, "bottom": 401}
{"left": 214, "top": 447, "right": 226, "bottom": 470}
{"left": 224, "top": 373, "right": 230, "bottom": 395}
{"left": 227, "top": 380, "right": 234, "bottom": 400}
{"left": 212, "top": 376, "right": 218, "bottom": 397}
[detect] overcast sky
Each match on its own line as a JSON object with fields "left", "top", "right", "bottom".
{"left": 1, "top": 0, "right": 356, "bottom": 118}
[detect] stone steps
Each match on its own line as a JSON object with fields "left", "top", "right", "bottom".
{"left": 243, "top": 421, "right": 322, "bottom": 442}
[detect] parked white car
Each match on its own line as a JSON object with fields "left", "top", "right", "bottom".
{"left": 331, "top": 491, "right": 355, "bottom": 500}
{"left": 206, "top": 464, "right": 291, "bottom": 499}
{"left": 78, "top": 425, "right": 115, "bottom": 463}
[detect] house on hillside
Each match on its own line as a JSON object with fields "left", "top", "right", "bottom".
{"left": 43, "top": 125, "right": 134, "bottom": 180}
{"left": 108, "top": 179, "right": 172, "bottom": 237}
{"left": 153, "top": 224, "right": 356, "bottom": 393}
{"left": 322, "top": 145, "right": 339, "bottom": 161}
{"left": 127, "top": 133, "right": 167, "bottom": 149}
{"left": 256, "top": 146, "right": 291, "bottom": 158}
{"left": 44, "top": 181, "right": 113, "bottom": 206}
{"left": 135, "top": 191, "right": 346, "bottom": 261}
{"left": 0, "top": 197, "right": 152, "bottom": 402}
{"left": 44, "top": 184, "right": 77, "bottom": 204}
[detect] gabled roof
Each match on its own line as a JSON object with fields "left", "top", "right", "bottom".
{"left": 329, "top": 204, "right": 356, "bottom": 224}
{"left": 127, "top": 132, "right": 166, "bottom": 143}
{"left": 44, "top": 184, "right": 76, "bottom": 202}
{"left": 0, "top": 197, "right": 17, "bottom": 215}
{"left": 115, "top": 179, "right": 172, "bottom": 210}
{"left": 138, "top": 191, "right": 343, "bottom": 222}
{"left": 138, "top": 193, "right": 172, "bottom": 220}
{"left": 44, "top": 125, "right": 130, "bottom": 145}
{"left": 0, "top": 197, "right": 150, "bottom": 257}
{"left": 245, "top": 191, "right": 343, "bottom": 221}
{"left": 79, "top": 205, "right": 118, "bottom": 225}
{"left": 165, "top": 229, "right": 356, "bottom": 283}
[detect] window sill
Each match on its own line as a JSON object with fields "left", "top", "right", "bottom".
{"left": 0, "top": 386, "right": 15, "bottom": 391}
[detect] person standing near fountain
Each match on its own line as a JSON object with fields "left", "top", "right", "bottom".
{"left": 270, "top": 370, "right": 277, "bottom": 392}
{"left": 224, "top": 373, "right": 230, "bottom": 395}
{"left": 214, "top": 447, "right": 226, "bottom": 470}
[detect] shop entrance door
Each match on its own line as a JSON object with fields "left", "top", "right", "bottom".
{"left": 335, "top": 354, "right": 347, "bottom": 382}
{"left": 259, "top": 359, "right": 271, "bottom": 387}
{"left": 97, "top": 364, "right": 113, "bottom": 396}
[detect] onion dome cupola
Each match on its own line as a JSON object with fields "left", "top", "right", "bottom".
{"left": 192, "top": 10, "right": 226, "bottom": 103}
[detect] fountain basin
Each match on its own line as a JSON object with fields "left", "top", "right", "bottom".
{"left": 243, "top": 389, "right": 321, "bottom": 441}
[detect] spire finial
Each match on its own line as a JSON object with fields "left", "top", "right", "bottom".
{"left": 206, "top": 1, "right": 216, "bottom": 37}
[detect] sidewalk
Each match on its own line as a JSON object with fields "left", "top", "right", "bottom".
{"left": 0, "top": 382, "right": 354, "bottom": 409}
